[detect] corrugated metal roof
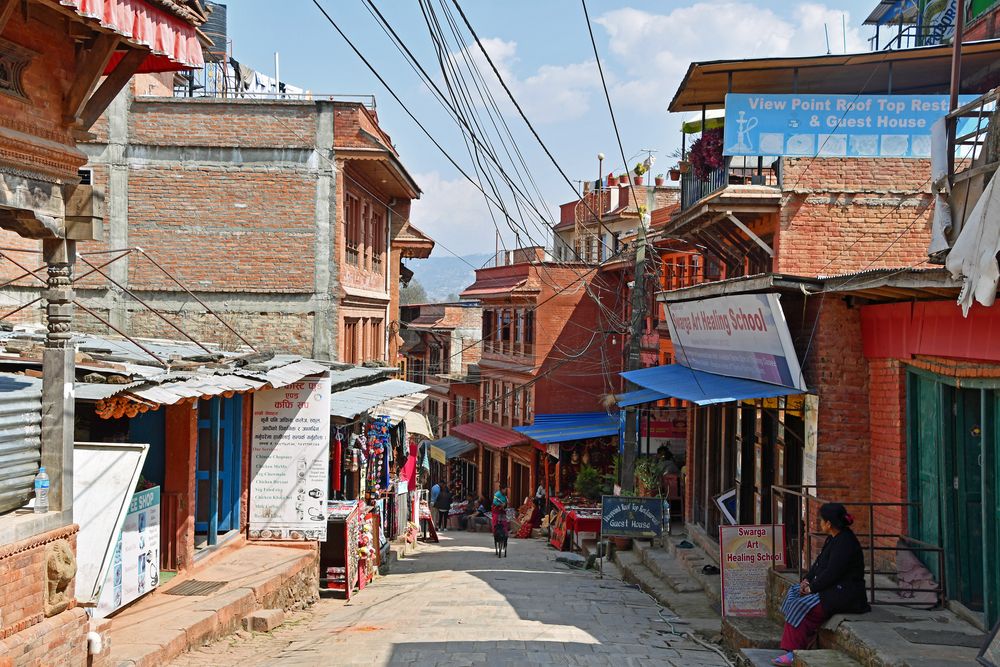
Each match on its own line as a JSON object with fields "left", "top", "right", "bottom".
{"left": 330, "top": 379, "right": 430, "bottom": 419}
{"left": 75, "top": 381, "right": 144, "bottom": 401}
{"left": 0, "top": 373, "right": 42, "bottom": 513}
{"left": 451, "top": 421, "right": 528, "bottom": 449}
{"left": 371, "top": 393, "right": 427, "bottom": 422}
{"left": 514, "top": 412, "right": 619, "bottom": 444}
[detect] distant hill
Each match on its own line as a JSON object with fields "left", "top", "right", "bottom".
{"left": 404, "top": 253, "right": 493, "bottom": 302}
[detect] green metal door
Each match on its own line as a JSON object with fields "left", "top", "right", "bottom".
{"left": 951, "top": 388, "right": 984, "bottom": 612}
{"left": 908, "top": 373, "right": 942, "bottom": 579}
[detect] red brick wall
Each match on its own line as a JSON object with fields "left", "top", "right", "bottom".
{"left": 776, "top": 158, "right": 933, "bottom": 277}
{"left": 125, "top": 167, "right": 317, "bottom": 293}
{"left": 806, "top": 297, "right": 871, "bottom": 506}
{"left": 130, "top": 99, "right": 317, "bottom": 148}
{"left": 0, "top": 524, "right": 88, "bottom": 665}
{"left": 868, "top": 357, "right": 908, "bottom": 548}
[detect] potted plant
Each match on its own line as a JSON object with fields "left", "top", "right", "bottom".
{"left": 573, "top": 464, "right": 604, "bottom": 501}
{"left": 633, "top": 161, "right": 647, "bottom": 186}
{"left": 619, "top": 172, "right": 629, "bottom": 185}
{"left": 635, "top": 457, "right": 661, "bottom": 497}
{"left": 654, "top": 173, "right": 665, "bottom": 186}
{"left": 669, "top": 167, "right": 681, "bottom": 181}
{"left": 607, "top": 173, "right": 618, "bottom": 186}
{"left": 677, "top": 160, "right": 691, "bottom": 174}
{"left": 688, "top": 128, "right": 725, "bottom": 181}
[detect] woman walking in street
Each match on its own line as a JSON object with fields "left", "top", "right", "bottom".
{"left": 433, "top": 484, "right": 452, "bottom": 531}
{"left": 773, "top": 503, "right": 870, "bottom": 665}
{"left": 491, "top": 484, "right": 509, "bottom": 532}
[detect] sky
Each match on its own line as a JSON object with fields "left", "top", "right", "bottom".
{"left": 227, "top": 1, "right": 880, "bottom": 258}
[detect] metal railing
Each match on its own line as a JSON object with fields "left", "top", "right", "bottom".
{"left": 869, "top": 23, "right": 955, "bottom": 52}
{"left": 680, "top": 156, "right": 781, "bottom": 211}
{"left": 770, "top": 485, "right": 945, "bottom": 608}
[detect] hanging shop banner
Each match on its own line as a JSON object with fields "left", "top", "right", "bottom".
{"left": 719, "top": 524, "right": 786, "bottom": 617}
{"left": 665, "top": 293, "right": 805, "bottom": 390}
{"left": 723, "top": 93, "right": 972, "bottom": 159}
{"left": 640, "top": 415, "right": 687, "bottom": 457}
{"left": 250, "top": 375, "right": 332, "bottom": 542}
{"left": 94, "top": 486, "right": 160, "bottom": 618}
{"left": 919, "top": 0, "right": 957, "bottom": 45}
{"left": 601, "top": 495, "right": 663, "bottom": 539}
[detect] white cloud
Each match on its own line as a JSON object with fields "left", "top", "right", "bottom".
{"left": 595, "top": 3, "right": 868, "bottom": 112}
{"left": 409, "top": 171, "right": 520, "bottom": 256}
{"left": 452, "top": 37, "right": 600, "bottom": 124}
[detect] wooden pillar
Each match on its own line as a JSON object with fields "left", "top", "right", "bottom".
{"left": 164, "top": 401, "right": 198, "bottom": 571}
{"left": 544, "top": 453, "right": 550, "bottom": 500}
{"left": 529, "top": 446, "right": 537, "bottom": 499}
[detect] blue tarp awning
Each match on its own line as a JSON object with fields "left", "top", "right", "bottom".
{"left": 428, "top": 435, "right": 476, "bottom": 460}
{"left": 514, "top": 412, "right": 619, "bottom": 444}
{"left": 615, "top": 388, "right": 669, "bottom": 407}
{"left": 621, "top": 365, "right": 802, "bottom": 406}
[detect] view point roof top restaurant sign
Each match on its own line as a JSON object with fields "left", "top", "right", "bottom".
{"left": 723, "top": 92, "right": 972, "bottom": 159}
{"left": 665, "top": 293, "right": 806, "bottom": 391}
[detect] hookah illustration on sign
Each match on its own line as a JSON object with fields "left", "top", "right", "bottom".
{"left": 727, "top": 110, "right": 758, "bottom": 154}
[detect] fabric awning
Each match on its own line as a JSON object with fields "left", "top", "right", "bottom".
{"left": 402, "top": 411, "right": 433, "bottom": 439}
{"left": 451, "top": 421, "right": 528, "bottom": 449}
{"left": 615, "top": 388, "right": 669, "bottom": 407}
{"left": 621, "top": 364, "right": 802, "bottom": 406}
{"left": 330, "top": 379, "right": 429, "bottom": 419}
{"left": 514, "top": 412, "right": 618, "bottom": 444}
{"left": 60, "top": 0, "right": 205, "bottom": 72}
{"left": 373, "top": 392, "right": 427, "bottom": 422}
{"left": 428, "top": 435, "right": 476, "bottom": 460}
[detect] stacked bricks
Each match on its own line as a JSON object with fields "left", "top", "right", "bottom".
{"left": 0, "top": 525, "right": 88, "bottom": 666}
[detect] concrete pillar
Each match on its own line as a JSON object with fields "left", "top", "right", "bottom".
{"left": 311, "top": 103, "right": 337, "bottom": 361}
{"left": 106, "top": 87, "right": 130, "bottom": 330}
{"left": 40, "top": 238, "right": 76, "bottom": 515}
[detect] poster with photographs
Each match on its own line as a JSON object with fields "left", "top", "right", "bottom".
{"left": 94, "top": 486, "right": 160, "bottom": 618}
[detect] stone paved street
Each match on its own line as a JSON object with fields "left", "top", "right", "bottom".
{"left": 169, "top": 531, "right": 733, "bottom": 666}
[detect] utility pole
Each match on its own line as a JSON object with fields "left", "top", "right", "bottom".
{"left": 621, "top": 150, "right": 655, "bottom": 491}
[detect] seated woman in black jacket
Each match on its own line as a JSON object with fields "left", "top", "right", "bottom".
{"left": 772, "top": 503, "right": 870, "bottom": 666}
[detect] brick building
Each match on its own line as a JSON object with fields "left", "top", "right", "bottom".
{"left": 0, "top": 74, "right": 433, "bottom": 365}
{"left": 619, "top": 40, "right": 1000, "bottom": 623}
{"left": 0, "top": 0, "right": 206, "bottom": 663}
{"left": 400, "top": 301, "right": 482, "bottom": 438}
{"left": 448, "top": 247, "right": 625, "bottom": 503}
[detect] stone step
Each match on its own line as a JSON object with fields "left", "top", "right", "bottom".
{"left": 613, "top": 550, "right": 722, "bottom": 639}
{"left": 739, "top": 648, "right": 862, "bottom": 667}
{"left": 634, "top": 541, "right": 705, "bottom": 593}
{"left": 723, "top": 615, "right": 784, "bottom": 650}
{"left": 666, "top": 534, "right": 723, "bottom": 605}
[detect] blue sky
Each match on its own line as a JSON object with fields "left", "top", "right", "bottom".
{"left": 227, "top": 1, "right": 879, "bottom": 257}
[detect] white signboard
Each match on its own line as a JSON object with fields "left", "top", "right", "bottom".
{"left": 802, "top": 394, "right": 820, "bottom": 494}
{"left": 94, "top": 486, "right": 160, "bottom": 618}
{"left": 250, "top": 375, "right": 331, "bottom": 541}
{"left": 665, "top": 293, "right": 806, "bottom": 390}
{"left": 73, "top": 442, "right": 148, "bottom": 604}
{"left": 719, "top": 524, "right": 786, "bottom": 617}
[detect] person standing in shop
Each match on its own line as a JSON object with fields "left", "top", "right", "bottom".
{"left": 433, "top": 483, "right": 452, "bottom": 531}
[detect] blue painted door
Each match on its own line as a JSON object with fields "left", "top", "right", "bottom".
{"left": 195, "top": 395, "right": 243, "bottom": 543}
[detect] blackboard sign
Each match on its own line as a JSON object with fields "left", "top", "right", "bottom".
{"left": 601, "top": 496, "right": 663, "bottom": 538}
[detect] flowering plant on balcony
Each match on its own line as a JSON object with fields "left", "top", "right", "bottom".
{"left": 688, "top": 128, "right": 724, "bottom": 180}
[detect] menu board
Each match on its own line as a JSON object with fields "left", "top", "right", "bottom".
{"left": 719, "top": 524, "right": 786, "bottom": 617}
{"left": 250, "top": 375, "right": 331, "bottom": 541}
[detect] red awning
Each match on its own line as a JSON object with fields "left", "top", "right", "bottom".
{"left": 60, "top": 0, "right": 204, "bottom": 72}
{"left": 459, "top": 276, "right": 528, "bottom": 298}
{"left": 451, "top": 421, "right": 528, "bottom": 450}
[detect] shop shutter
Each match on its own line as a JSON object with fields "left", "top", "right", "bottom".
{"left": 0, "top": 376, "right": 43, "bottom": 514}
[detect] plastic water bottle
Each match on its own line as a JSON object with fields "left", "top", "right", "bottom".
{"left": 33, "top": 467, "right": 49, "bottom": 514}
{"left": 663, "top": 498, "right": 671, "bottom": 536}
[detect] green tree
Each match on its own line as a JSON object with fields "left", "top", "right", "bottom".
{"left": 400, "top": 280, "right": 428, "bottom": 305}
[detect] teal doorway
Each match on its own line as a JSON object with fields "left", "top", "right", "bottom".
{"left": 195, "top": 395, "right": 243, "bottom": 547}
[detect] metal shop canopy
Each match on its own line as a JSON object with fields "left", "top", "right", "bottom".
{"left": 329, "top": 379, "right": 429, "bottom": 419}
{"left": 428, "top": 435, "right": 476, "bottom": 463}
{"left": 514, "top": 412, "right": 619, "bottom": 444}
{"left": 621, "top": 365, "right": 801, "bottom": 406}
{"left": 451, "top": 421, "right": 528, "bottom": 450}
{"left": 616, "top": 388, "right": 671, "bottom": 408}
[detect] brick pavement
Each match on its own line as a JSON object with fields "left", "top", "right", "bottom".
{"left": 169, "top": 531, "right": 732, "bottom": 667}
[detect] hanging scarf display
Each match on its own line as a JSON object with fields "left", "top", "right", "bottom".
{"left": 364, "top": 416, "right": 392, "bottom": 498}
{"left": 331, "top": 429, "right": 343, "bottom": 493}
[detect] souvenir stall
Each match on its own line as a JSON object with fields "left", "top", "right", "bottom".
{"left": 514, "top": 413, "right": 620, "bottom": 552}
{"left": 320, "top": 500, "right": 361, "bottom": 599}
